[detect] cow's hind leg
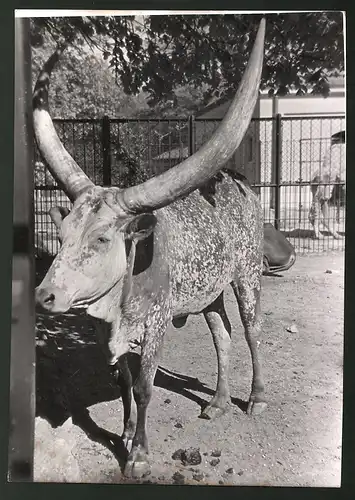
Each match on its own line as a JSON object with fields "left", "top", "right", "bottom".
{"left": 231, "top": 279, "right": 267, "bottom": 415}
{"left": 200, "top": 292, "right": 232, "bottom": 419}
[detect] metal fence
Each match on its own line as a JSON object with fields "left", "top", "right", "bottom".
{"left": 34, "top": 115, "right": 345, "bottom": 256}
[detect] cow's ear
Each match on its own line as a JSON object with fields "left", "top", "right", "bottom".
{"left": 49, "top": 206, "right": 70, "bottom": 229}
{"left": 122, "top": 214, "right": 157, "bottom": 242}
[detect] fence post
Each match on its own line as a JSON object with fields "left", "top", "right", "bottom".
{"left": 102, "top": 115, "right": 111, "bottom": 186}
{"left": 189, "top": 115, "right": 195, "bottom": 156}
{"left": 274, "top": 113, "right": 282, "bottom": 230}
{"left": 270, "top": 96, "right": 279, "bottom": 210}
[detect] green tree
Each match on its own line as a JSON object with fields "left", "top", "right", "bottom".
{"left": 31, "top": 12, "right": 344, "bottom": 106}
{"left": 32, "top": 37, "right": 155, "bottom": 186}
{"left": 32, "top": 38, "right": 149, "bottom": 118}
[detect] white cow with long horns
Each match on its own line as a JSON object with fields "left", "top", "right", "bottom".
{"left": 35, "top": 20, "right": 267, "bottom": 478}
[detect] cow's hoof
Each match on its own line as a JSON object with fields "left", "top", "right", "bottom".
{"left": 200, "top": 403, "right": 230, "bottom": 420}
{"left": 124, "top": 449, "right": 150, "bottom": 479}
{"left": 247, "top": 400, "right": 267, "bottom": 416}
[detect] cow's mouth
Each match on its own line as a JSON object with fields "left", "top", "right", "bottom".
{"left": 69, "top": 280, "right": 121, "bottom": 311}
{"left": 70, "top": 296, "right": 103, "bottom": 311}
{"left": 71, "top": 300, "right": 93, "bottom": 310}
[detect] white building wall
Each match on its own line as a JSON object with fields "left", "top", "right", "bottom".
{"left": 260, "top": 94, "right": 346, "bottom": 118}
{"left": 258, "top": 92, "right": 345, "bottom": 229}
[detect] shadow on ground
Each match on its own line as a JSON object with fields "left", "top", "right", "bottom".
{"left": 37, "top": 310, "right": 247, "bottom": 422}
{"left": 36, "top": 309, "right": 120, "bottom": 427}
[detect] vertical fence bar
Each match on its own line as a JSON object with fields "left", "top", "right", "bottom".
{"left": 10, "top": 17, "right": 35, "bottom": 482}
{"left": 270, "top": 97, "right": 279, "bottom": 210}
{"left": 299, "top": 138, "right": 302, "bottom": 225}
{"left": 102, "top": 115, "right": 111, "bottom": 186}
{"left": 253, "top": 118, "right": 261, "bottom": 196}
{"left": 189, "top": 115, "right": 195, "bottom": 156}
{"left": 274, "top": 114, "right": 282, "bottom": 230}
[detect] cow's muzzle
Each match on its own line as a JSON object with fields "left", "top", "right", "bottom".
{"left": 35, "top": 286, "right": 71, "bottom": 314}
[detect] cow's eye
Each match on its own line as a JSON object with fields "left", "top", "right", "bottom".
{"left": 97, "top": 236, "right": 110, "bottom": 244}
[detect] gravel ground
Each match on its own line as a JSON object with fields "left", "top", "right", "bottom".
{"left": 34, "top": 251, "right": 344, "bottom": 486}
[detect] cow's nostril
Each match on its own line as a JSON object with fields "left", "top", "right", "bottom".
{"left": 44, "top": 293, "right": 55, "bottom": 304}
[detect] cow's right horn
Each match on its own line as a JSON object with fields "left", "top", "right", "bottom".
{"left": 33, "top": 45, "right": 94, "bottom": 203}
{"left": 115, "top": 18, "right": 266, "bottom": 214}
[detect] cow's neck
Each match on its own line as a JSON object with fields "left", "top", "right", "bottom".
{"left": 88, "top": 229, "right": 170, "bottom": 365}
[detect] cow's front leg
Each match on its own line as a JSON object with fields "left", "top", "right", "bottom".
{"left": 124, "top": 322, "right": 167, "bottom": 479}
{"left": 112, "top": 354, "right": 136, "bottom": 451}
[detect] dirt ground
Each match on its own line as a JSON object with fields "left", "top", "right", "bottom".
{"left": 34, "top": 251, "right": 344, "bottom": 487}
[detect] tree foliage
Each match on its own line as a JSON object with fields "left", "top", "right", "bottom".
{"left": 32, "top": 38, "right": 149, "bottom": 118}
{"left": 31, "top": 12, "right": 344, "bottom": 107}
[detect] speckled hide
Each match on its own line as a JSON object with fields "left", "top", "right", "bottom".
{"left": 166, "top": 174, "right": 263, "bottom": 315}
{"left": 113, "top": 172, "right": 263, "bottom": 357}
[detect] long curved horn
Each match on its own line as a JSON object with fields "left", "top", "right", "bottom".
{"left": 117, "top": 18, "right": 266, "bottom": 214}
{"left": 33, "top": 45, "right": 94, "bottom": 203}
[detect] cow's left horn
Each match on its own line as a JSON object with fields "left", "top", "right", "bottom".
{"left": 116, "top": 18, "right": 266, "bottom": 214}
{"left": 33, "top": 45, "right": 94, "bottom": 203}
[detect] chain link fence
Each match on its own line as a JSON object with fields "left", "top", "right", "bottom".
{"left": 278, "top": 116, "right": 345, "bottom": 253}
{"left": 34, "top": 115, "right": 345, "bottom": 257}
